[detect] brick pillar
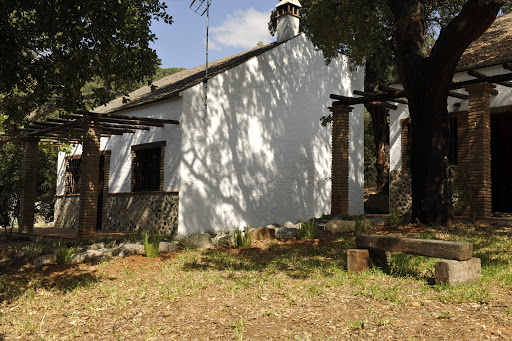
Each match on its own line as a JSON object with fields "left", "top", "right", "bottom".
{"left": 77, "top": 120, "right": 101, "bottom": 240}
{"left": 463, "top": 82, "right": 494, "bottom": 218}
{"left": 19, "top": 137, "right": 40, "bottom": 233}
{"left": 330, "top": 104, "right": 352, "bottom": 217}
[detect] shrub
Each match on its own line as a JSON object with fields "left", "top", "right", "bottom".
{"left": 144, "top": 232, "right": 160, "bottom": 258}
{"left": 234, "top": 228, "right": 252, "bottom": 249}
{"left": 55, "top": 243, "right": 76, "bottom": 265}
{"left": 355, "top": 215, "right": 366, "bottom": 234}
{"left": 389, "top": 207, "right": 402, "bottom": 227}
{"left": 298, "top": 220, "right": 317, "bottom": 240}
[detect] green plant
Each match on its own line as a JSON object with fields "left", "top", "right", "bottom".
{"left": 436, "top": 311, "right": 455, "bottom": 319}
{"left": 230, "top": 317, "right": 246, "bottom": 341}
{"left": 144, "top": 232, "right": 160, "bottom": 258}
{"left": 55, "top": 243, "right": 76, "bottom": 265}
{"left": 234, "top": 228, "right": 252, "bottom": 249}
{"left": 346, "top": 318, "right": 365, "bottom": 330}
{"left": 354, "top": 215, "right": 366, "bottom": 234}
{"left": 298, "top": 220, "right": 317, "bottom": 240}
{"left": 389, "top": 207, "right": 402, "bottom": 226}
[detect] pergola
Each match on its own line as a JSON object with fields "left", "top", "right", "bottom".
{"left": 328, "top": 63, "right": 512, "bottom": 218}
{"left": 3, "top": 111, "right": 179, "bottom": 240}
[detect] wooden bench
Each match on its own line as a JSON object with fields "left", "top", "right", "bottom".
{"left": 348, "top": 234, "right": 481, "bottom": 285}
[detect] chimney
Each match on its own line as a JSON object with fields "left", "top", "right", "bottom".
{"left": 276, "top": 0, "right": 302, "bottom": 43}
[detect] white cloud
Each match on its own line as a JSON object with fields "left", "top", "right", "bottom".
{"left": 210, "top": 8, "right": 273, "bottom": 50}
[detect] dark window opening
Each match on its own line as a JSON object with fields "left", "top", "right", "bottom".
{"left": 65, "top": 158, "right": 81, "bottom": 194}
{"left": 448, "top": 118, "right": 458, "bottom": 165}
{"left": 133, "top": 147, "right": 162, "bottom": 192}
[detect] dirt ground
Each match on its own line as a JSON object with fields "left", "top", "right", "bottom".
{"left": 1, "top": 225, "right": 511, "bottom": 340}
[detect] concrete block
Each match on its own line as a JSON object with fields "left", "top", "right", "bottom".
{"left": 347, "top": 249, "right": 371, "bottom": 273}
{"left": 435, "top": 258, "right": 481, "bottom": 286}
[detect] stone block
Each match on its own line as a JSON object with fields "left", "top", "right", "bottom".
{"left": 33, "top": 254, "right": 57, "bottom": 266}
{"left": 325, "top": 219, "right": 356, "bottom": 234}
{"left": 347, "top": 249, "right": 371, "bottom": 273}
{"left": 185, "top": 233, "right": 214, "bottom": 249}
{"left": 435, "top": 258, "right": 481, "bottom": 286}
{"left": 159, "top": 242, "right": 179, "bottom": 253}
{"left": 275, "top": 227, "right": 298, "bottom": 239}
{"left": 248, "top": 226, "right": 276, "bottom": 241}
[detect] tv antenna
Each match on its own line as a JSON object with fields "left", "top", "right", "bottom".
{"left": 189, "top": 0, "right": 211, "bottom": 116}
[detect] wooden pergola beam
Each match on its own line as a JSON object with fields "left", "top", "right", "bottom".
{"left": 95, "top": 113, "right": 180, "bottom": 125}
{"left": 101, "top": 123, "right": 150, "bottom": 131}
{"left": 354, "top": 90, "right": 407, "bottom": 106}
{"left": 448, "top": 91, "right": 470, "bottom": 100}
{"left": 451, "top": 72, "right": 512, "bottom": 90}
{"left": 331, "top": 90, "right": 406, "bottom": 106}
{"left": 27, "top": 117, "right": 87, "bottom": 137}
{"left": 468, "top": 69, "right": 512, "bottom": 88}
{"left": 97, "top": 117, "right": 164, "bottom": 128}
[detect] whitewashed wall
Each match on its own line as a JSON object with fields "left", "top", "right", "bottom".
{"left": 389, "top": 64, "right": 512, "bottom": 171}
{"left": 179, "top": 34, "right": 364, "bottom": 235}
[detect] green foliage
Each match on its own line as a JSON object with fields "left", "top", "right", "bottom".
{"left": 234, "top": 228, "right": 252, "bottom": 249}
{"left": 298, "top": 220, "right": 317, "bottom": 240}
{"left": 354, "top": 215, "right": 366, "bottom": 235}
{"left": 451, "top": 166, "right": 473, "bottom": 215}
{"left": 1, "top": 0, "right": 172, "bottom": 125}
{"left": 144, "top": 232, "right": 160, "bottom": 258}
{"left": 364, "top": 110, "right": 378, "bottom": 187}
{"left": 55, "top": 243, "right": 76, "bottom": 265}
{"left": 389, "top": 208, "right": 402, "bottom": 227}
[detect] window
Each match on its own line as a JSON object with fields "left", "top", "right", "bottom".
{"left": 131, "top": 142, "right": 165, "bottom": 192}
{"left": 65, "top": 157, "right": 81, "bottom": 194}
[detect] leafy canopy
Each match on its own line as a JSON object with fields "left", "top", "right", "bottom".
{"left": 0, "top": 0, "right": 172, "bottom": 127}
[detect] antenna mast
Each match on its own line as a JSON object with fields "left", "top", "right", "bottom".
{"left": 189, "top": 0, "right": 211, "bottom": 116}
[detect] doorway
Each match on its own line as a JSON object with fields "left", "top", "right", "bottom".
{"left": 491, "top": 116, "right": 512, "bottom": 213}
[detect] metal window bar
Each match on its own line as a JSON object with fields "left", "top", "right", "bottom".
{"left": 66, "top": 158, "right": 82, "bottom": 194}
{"left": 133, "top": 147, "right": 161, "bottom": 192}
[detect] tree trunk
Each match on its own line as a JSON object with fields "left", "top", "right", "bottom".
{"left": 387, "top": 0, "right": 502, "bottom": 225}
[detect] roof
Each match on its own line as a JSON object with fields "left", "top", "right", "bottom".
{"left": 94, "top": 40, "right": 287, "bottom": 114}
{"left": 456, "top": 13, "right": 512, "bottom": 71}
{"left": 276, "top": 0, "right": 302, "bottom": 8}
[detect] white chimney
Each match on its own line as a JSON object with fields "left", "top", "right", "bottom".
{"left": 276, "top": 0, "right": 302, "bottom": 43}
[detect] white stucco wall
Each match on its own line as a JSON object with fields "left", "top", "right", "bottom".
{"left": 179, "top": 34, "right": 364, "bottom": 235}
{"left": 389, "top": 64, "right": 512, "bottom": 171}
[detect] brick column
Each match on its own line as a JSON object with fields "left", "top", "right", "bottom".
{"left": 19, "top": 137, "right": 40, "bottom": 233}
{"left": 330, "top": 104, "right": 352, "bottom": 217}
{"left": 77, "top": 120, "right": 101, "bottom": 240}
{"left": 463, "top": 82, "right": 494, "bottom": 218}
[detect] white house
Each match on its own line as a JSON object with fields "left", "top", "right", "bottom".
{"left": 387, "top": 13, "right": 512, "bottom": 218}
{"left": 53, "top": 0, "right": 365, "bottom": 237}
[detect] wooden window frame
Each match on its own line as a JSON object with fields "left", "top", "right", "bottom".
{"left": 131, "top": 141, "right": 166, "bottom": 193}
{"left": 65, "top": 155, "right": 82, "bottom": 195}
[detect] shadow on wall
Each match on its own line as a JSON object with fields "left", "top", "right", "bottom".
{"left": 180, "top": 35, "right": 360, "bottom": 234}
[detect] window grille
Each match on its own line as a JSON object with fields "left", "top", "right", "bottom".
{"left": 65, "top": 158, "right": 81, "bottom": 194}
{"left": 132, "top": 146, "right": 162, "bottom": 192}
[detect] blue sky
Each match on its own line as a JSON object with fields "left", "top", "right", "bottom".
{"left": 150, "top": 0, "right": 279, "bottom": 69}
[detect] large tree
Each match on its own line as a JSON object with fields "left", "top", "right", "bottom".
{"left": 0, "top": 0, "right": 172, "bottom": 127}
{"left": 281, "top": 0, "right": 511, "bottom": 224}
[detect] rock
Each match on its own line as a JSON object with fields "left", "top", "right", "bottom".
{"left": 33, "top": 254, "right": 57, "bottom": 266}
{"left": 211, "top": 232, "right": 234, "bottom": 248}
{"left": 275, "top": 227, "right": 298, "bottom": 239}
{"left": 159, "top": 242, "right": 179, "bottom": 253}
{"left": 112, "top": 244, "right": 144, "bottom": 257}
{"left": 72, "top": 249, "right": 112, "bottom": 264}
{"left": 90, "top": 242, "right": 105, "bottom": 250}
{"left": 325, "top": 219, "right": 356, "bottom": 234}
{"left": 248, "top": 226, "right": 276, "bottom": 241}
{"left": 283, "top": 221, "right": 300, "bottom": 229}
{"left": 435, "top": 258, "right": 481, "bottom": 286}
{"left": 184, "top": 233, "right": 214, "bottom": 249}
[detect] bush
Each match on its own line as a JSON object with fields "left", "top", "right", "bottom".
{"left": 298, "top": 220, "right": 317, "bottom": 240}
{"left": 234, "top": 228, "right": 252, "bottom": 248}
{"left": 144, "top": 232, "right": 160, "bottom": 258}
{"left": 55, "top": 243, "right": 76, "bottom": 265}
{"left": 389, "top": 208, "right": 402, "bottom": 226}
{"left": 354, "top": 215, "right": 366, "bottom": 235}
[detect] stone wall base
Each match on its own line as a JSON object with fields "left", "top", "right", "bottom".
{"left": 389, "top": 170, "right": 412, "bottom": 215}
{"left": 54, "top": 192, "right": 179, "bottom": 236}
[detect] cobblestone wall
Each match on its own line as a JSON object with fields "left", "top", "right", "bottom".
{"left": 389, "top": 170, "right": 412, "bottom": 215}
{"left": 106, "top": 192, "right": 179, "bottom": 236}
{"left": 54, "top": 196, "right": 80, "bottom": 228}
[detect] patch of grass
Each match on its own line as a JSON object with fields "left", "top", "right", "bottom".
{"left": 298, "top": 220, "right": 317, "bottom": 240}
{"left": 355, "top": 282, "right": 404, "bottom": 303}
{"left": 230, "top": 317, "right": 246, "bottom": 341}
{"left": 354, "top": 215, "right": 366, "bottom": 235}
{"left": 431, "top": 283, "right": 491, "bottom": 304}
{"left": 55, "top": 243, "right": 76, "bottom": 265}
{"left": 436, "top": 311, "right": 455, "bottom": 319}
{"left": 143, "top": 232, "right": 160, "bottom": 258}
{"left": 307, "top": 283, "right": 324, "bottom": 296}
{"left": 376, "top": 317, "right": 390, "bottom": 326}
{"left": 234, "top": 228, "right": 252, "bottom": 249}
{"left": 346, "top": 318, "right": 365, "bottom": 330}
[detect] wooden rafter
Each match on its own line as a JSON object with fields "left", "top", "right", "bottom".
{"left": 468, "top": 69, "right": 512, "bottom": 88}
